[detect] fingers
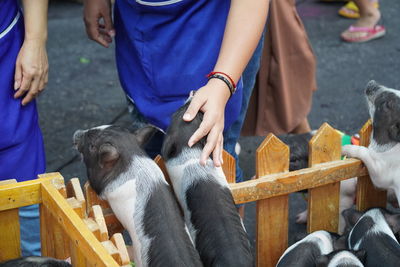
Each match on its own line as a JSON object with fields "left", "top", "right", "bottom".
{"left": 188, "top": 112, "right": 214, "bottom": 147}
{"left": 183, "top": 95, "right": 204, "bottom": 122}
{"left": 14, "top": 63, "right": 48, "bottom": 106}
{"left": 211, "top": 133, "right": 224, "bottom": 167}
{"left": 14, "top": 62, "right": 22, "bottom": 90}
{"left": 83, "top": 3, "right": 114, "bottom": 48}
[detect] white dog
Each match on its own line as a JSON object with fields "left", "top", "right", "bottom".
{"left": 342, "top": 80, "right": 400, "bottom": 206}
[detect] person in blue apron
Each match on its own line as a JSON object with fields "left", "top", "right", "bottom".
{"left": 83, "top": 0, "right": 268, "bottom": 166}
{"left": 0, "top": 0, "right": 48, "bottom": 256}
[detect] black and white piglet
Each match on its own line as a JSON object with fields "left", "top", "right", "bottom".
{"left": 0, "top": 256, "right": 71, "bottom": 267}
{"left": 161, "top": 102, "right": 253, "bottom": 267}
{"left": 342, "top": 207, "right": 400, "bottom": 267}
{"left": 73, "top": 125, "right": 202, "bottom": 267}
{"left": 342, "top": 81, "right": 400, "bottom": 205}
{"left": 315, "top": 250, "right": 365, "bottom": 267}
{"left": 276, "top": 230, "right": 336, "bottom": 267}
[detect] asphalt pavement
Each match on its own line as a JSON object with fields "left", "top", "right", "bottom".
{"left": 40, "top": 0, "right": 400, "bottom": 246}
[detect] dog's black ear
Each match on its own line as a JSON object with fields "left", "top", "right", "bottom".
{"left": 315, "top": 255, "right": 329, "bottom": 267}
{"left": 99, "top": 143, "right": 119, "bottom": 169}
{"left": 354, "top": 249, "right": 367, "bottom": 263}
{"left": 342, "top": 208, "right": 363, "bottom": 231}
{"left": 389, "top": 123, "right": 400, "bottom": 142}
{"left": 383, "top": 211, "right": 400, "bottom": 234}
{"left": 134, "top": 126, "right": 158, "bottom": 147}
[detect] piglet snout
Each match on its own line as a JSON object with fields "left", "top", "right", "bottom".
{"left": 73, "top": 129, "right": 85, "bottom": 148}
{"left": 365, "top": 80, "right": 381, "bottom": 97}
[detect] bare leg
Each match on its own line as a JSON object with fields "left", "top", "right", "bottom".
{"left": 341, "top": 0, "right": 381, "bottom": 40}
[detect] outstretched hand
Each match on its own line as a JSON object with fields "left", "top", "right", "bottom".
{"left": 83, "top": 0, "right": 115, "bottom": 47}
{"left": 183, "top": 78, "right": 231, "bottom": 167}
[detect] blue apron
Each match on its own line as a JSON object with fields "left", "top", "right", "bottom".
{"left": 114, "top": 0, "right": 242, "bottom": 131}
{"left": 0, "top": 0, "right": 46, "bottom": 182}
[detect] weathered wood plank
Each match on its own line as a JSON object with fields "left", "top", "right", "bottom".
{"left": 111, "top": 233, "right": 130, "bottom": 265}
{"left": 255, "top": 134, "right": 289, "bottom": 267}
{"left": 0, "top": 208, "right": 21, "bottom": 261}
{"left": 40, "top": 180, "right": 119, "bottom": 267}
{"left": 230, "top": 158, "right": 367, "bottom": 204}
{"left": 84, "top": 182, "right": 110, "bottom": 214}
{"left": 89, "top": 205, "right": 109, "bottom": 242}
{"left": 308, "top": 123, "right": 341, "bottom": 233}
{"left": 356, "top": 120, "right": 387, "bottom": 211}
{"left": 67, "top": 178, "right": 86, "bottom": 216}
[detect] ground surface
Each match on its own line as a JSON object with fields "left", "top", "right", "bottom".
{"left": 40, "top": 0, "right": 400, "bottom": 247}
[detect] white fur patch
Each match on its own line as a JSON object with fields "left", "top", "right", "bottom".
{"left": 103, "top": 155, "right": 168, "bottom": 267}
{"left": 327, "top": 251, "right": 363, "bottom": 267}
{"left": 278, "top": 230, "right": 333, "bottom": 263}
{"left": 349, "top": 209, "right": 399, "bottom": 250}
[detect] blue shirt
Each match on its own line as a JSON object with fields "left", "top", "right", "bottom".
{"left": 114, "top": 0, "right": 242, "bottom": 131}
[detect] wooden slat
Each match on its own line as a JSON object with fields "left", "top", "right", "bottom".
{"left": 67, "top": 178, "right": 86, "bottom": 216}
{"left": 104, "top": 209, "right": 125, "bottom": 237}
{"left": 101, "top": 240, "right": 122, "bottom": 265}
{"left": 83, "top": 218, "right": 101, "bottom": 241}
{"left": 84, "top": 182, "right": 110, "bottom": 214}
{"left": 0, "top": 180, "right": 42, "bottom": 211}
{"left": 154, "top": 155, "right": 172, "bottom": 185}
{"left": 69, "top": 239, "right": 87, "bottom": 267}
{"left": 40, "top": 204, "right": 55, "bottom": 257}
{"left": 66, "top": 197, "right": 85, "bottom": 219}
{"left": 53, "top": 222, "right": 70, "bottom": 260}
{"left": 307, "top": 123, "right": 341, "bottom": 233}
{"left": 356, "top": 120, "right": 387, "bottom": 211}
{"left": 222, "top": 150, "right": 236, "bottom": 184}
{"left": 255, "top": 134, "right": 289, "bottom": 267}
{"left": 0, "top": 208, "right": 21, "bottom": 261}
{"left": 111, "top": 233, "right": 130, "bottom": 265}
{"left": 40, "top": 180, "right": 119, "bottom": 267}
{"left": 89, "top": 205, "right": 109, "bottom": 241}
{"left": 230, "top": 158, "right": 367, "bottom": 204}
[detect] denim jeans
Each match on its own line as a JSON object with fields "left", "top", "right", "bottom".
{"left": 223, "top": 33, "right": 265, "bottom": 183}
{"left": 19, "top": 204, "right": 41, "bottom": 256}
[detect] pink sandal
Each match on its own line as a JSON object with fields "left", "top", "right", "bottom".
{"left": 341, "top": 24, "right": 386, "bottom": 43}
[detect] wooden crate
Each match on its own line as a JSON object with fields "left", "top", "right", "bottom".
{"left": 0, "top": 174, "right": 130, "bottom": 267}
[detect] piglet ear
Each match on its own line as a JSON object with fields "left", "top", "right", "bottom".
{"left": 384, "top": 212, "right": 400, "bottom": 234}
{"left": 134, "top": 126, "right": 159, "bottom": 147}
{"left": 342, "top": 208, "right": 363, "bottom": 230}
{"left": 389, "top": 123, "right": 400, "bottom": 142}
{"left": 99, "top": 143, "right": 119, "bottom": 169}
{"left": 315, "top": 255, "right": 329, "bottom": 267}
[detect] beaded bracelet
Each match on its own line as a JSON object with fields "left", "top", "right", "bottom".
{"left": 206, "top": 72, "right": 237, "bottom": 96}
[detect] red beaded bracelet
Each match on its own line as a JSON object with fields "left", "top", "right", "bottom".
{"left": 206, "top": 71, "right": 237, "bottom": 90}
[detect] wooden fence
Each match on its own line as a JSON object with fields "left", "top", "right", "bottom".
{"left": 0, "top": 120, "right": 386, "bottom": 267}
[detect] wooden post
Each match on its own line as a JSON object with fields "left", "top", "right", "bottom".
{"left": 0, "top": 209, "right": 21, "bottom": 261}
{"left": 222, "top": 150, "right": 236, "bottom": 184}
{"left": 356, "top": 120, "right": 387, "bottom": 211}
{"left": 40, "top": 204, "right": 56, "bottom": 257}
{"left": 255, "top": 134, "right": 289, "bottom": 267}
{"left": 307, "top": 123, "right": 341, "bottom": 233}
{"left": 111, "top": 233, "right": 131, "bottom": 266}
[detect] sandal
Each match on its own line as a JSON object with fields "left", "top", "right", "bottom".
{"left": 341, "top": 24, "right": 385, "bottom": 43}
{"left": 338, "top": 1, "right": 379, "bottom": 19}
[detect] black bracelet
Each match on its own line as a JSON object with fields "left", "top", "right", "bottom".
{"left": 207, "top": 74, "right": 236, "bottom": 96}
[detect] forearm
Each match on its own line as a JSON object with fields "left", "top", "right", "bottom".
{"left": 213, "top": 0, "right": 269, "bottom": 84}
{"left": 21, "top": 0, "right": 48, "bottom": 43}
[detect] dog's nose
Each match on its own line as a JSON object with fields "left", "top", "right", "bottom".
{"left": 365, "top": 80, "right": 380, "bottom": 96}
